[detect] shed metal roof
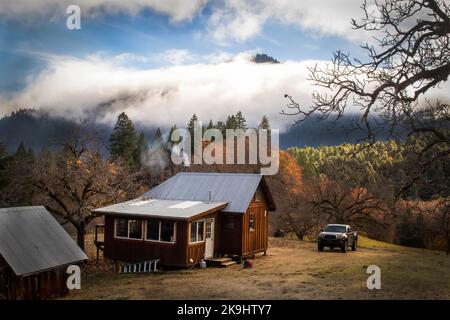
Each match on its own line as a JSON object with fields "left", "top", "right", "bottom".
{"left": 0, "top": 206, "right": 88, "bottom": 277}
{"left": 94, "top": 198, "right": 227, "bottom": 219}
{"left": 143, "top": 172, "right": 274, "bottom": 213}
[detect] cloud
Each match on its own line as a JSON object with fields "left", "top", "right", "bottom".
{"left": 0, "top": 0, "right": 207, "bottom": 22}
{"left": 205, "top": 0, "right": 377, "bottom": 44}
{"left": 0, "top": 52, "right": 321, "bottom": 131}
{"left": 1, "top": 0, "right": 384, "bottom": 43}
{"left": 154, "top": 49, "right": 196, "bottom": 65}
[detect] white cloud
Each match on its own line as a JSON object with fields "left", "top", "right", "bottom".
{"left": 0, "top": 0, "right": 207, "bottom": 22}
{"left": 206, "top": 0, "right": 377, "bottom": 44}
{"left": 155, "top": 49, "right": 195, "bottom": 65}
{"left": 1, "top": 0, "right": 384, "bottom": 43}
{"left": 0, "top": 52, "right": 321, "bottom": 131}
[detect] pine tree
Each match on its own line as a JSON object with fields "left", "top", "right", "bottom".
{"left": 0, "top": 143, "right": 5, "bottom": 159}
{"left": 207, "top": 120, "right": 214, "bottom": 130}
{"left": 109, "top": 112, "right": 138, "bottom": 167}
{"left": 26, "top": 147, "right": 35, "bottom": 161}
{"left": 167, "top": 124, "right": 177, "bottom": 147}
{"left": 216, "top": 121, "right": 226, "bottom": 134}
{"left": 235, "top": 111, "right": 247, "bottom": 130}
{"left": 187, "top": 114, "right": 199, "bottom": 137}
{"left": 258, "top": 115, "right": 270, "bottom": 130}
{"left": 225, "top": 115, "right": 237, "bottom": 130}
{"left": 15, "top": 142, "right": 27, "bottom": 158}
{"left": 153, "top": 128, "right": 163, "bottom": 145}
{"left": 135, "top": 131, "right": 149, "bottom": 166}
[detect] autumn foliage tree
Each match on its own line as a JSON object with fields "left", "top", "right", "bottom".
{"left": 266, "top": 152, "right": 318, "bottom": 239}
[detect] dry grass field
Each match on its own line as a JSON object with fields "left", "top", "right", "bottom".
{"left": 66, "top": 235, "right": 450, "bottom": 300}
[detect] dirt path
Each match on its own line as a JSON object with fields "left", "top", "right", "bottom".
{"left": 67, "top": 237, "right": 450, "bottom": 300}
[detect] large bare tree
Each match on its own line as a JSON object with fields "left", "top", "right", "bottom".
{"left": 31, "top": 126, "right": 139, "bottom": 250}
{"left": 283, "top": 0, "right": 449, "bottom": 137}
{"left": 283, "top": 0, "right": 449, "bottom": 201}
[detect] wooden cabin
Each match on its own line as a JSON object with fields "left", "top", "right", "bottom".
{"left": 94, "top": 172, "right": 276, "bottom": 268}
{"left": 0, "top": 206, "right": 88, "bottom": 300}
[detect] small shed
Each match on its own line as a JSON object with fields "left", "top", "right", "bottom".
{"left": 94, "top": 172, "right": 276, "bottom": 268}
{"left": 0, "top": 206, "right": 88, "bottom": 300}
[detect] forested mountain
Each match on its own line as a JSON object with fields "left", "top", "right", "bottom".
{"left": 251, "top": 53, "right": 280, "bottom": 64}
{"left": 0, "top": 109, "right": 408, "bottom": 154}
{"left": 288, "top": 140, "right": 450, "bottom": 200}
{"left": 0, "top": 109, "right": 156, "bottom": 154}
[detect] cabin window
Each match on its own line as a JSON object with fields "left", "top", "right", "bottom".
{"left": 190, "top": 220, "right": 205, "bottom": 243}
{"left": 115, "top": 219, "right": 128, "bottom": 238}
{"left": 161, "top": 221, "right": 175, "bottom": 242}
{"left": 145, "top": 219, "right": 176, "bottom": 243}
{"left": 115, "top": 218, "right": 143, "bottom": 239}
{"left": 249, "top": 215, "right": 255, "bottom": 232}
{"left": 146, "top": 219, "right": 160, "bottom": 241}
{"left": 205, "top": 221, "right": 212, "bottom": 238}
{"left": 190, "top": 222, "right": 198, "bottom": 243}
{"left": 129, "top": 220, "right": 142, "bottom": 239}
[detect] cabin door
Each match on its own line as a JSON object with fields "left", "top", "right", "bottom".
{"left": 205, "top": 218, "right": 215, "bottom": 259}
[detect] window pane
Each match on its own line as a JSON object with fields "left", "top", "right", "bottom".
{"left": 249, "top": 216, "right": 255, "bottom": 231}
{"left": 190, "top": 222, "right": 197, "bottom": 243}
{"left": 129, "top": 219, "right": 142, "bottom": 239}
{"left": 205, "top": 221, "right": 212, "bottom": 239}
{"left": 146, "top": 219, "right": 160, "bottom": 241}
{"left": 161, "top": 221, "right": 175, "bottom": 242}
{"left": 197, "top": 221, "right": 204, "bottom": 241}
{"left": 115, "top": 219, "right": 128, "bottom": 237}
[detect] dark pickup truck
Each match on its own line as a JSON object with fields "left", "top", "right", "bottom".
{"left": 317, "top": 224, "right": 357, "bottom": 253}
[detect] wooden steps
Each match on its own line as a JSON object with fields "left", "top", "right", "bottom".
{"left": 205, "top": 257, "right": 237, "bottom": 268}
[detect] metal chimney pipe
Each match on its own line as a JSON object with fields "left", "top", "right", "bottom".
{"left": 208, "top": 190, "right": 212, "bottom": 203}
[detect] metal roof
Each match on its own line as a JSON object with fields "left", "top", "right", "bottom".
{"left": 143, "top": 172, "right": 273, "bottom": 213}
{"left": 0, "top": 206, "right": 88, "bottom": 277}
{"left": 94, "top": 198, "right": 227, "bottom": 219}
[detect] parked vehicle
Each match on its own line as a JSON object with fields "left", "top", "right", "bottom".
{"left": 317, "top": 224, "right": 357, "bottom": 253}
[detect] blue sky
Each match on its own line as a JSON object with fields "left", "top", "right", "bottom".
{"left": 0, "top": 0, "right": 394, "bottom": 129}
{"left": 0, "top": 1, "right": 363, "bottom": 94}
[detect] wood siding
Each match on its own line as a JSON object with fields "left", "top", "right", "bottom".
{"left": 0, "top": 256, "right": 69, "bottom": 300}
{"left": 102, "top": 186, "right": 271, "bottom": 267}
{"left": 186, "top": 211, "right": 217, "bottom": 266}
{"left": 216, "top": 213, "right": 242, "bottom": 256}
{"left": 241, "top": 203, "right": 268, "bottom": 256}
{"left": 104, "top": 215, "right": 188, "bottom": 267}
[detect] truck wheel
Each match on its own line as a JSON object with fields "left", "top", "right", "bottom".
{"left": 318, "top": 244, "right": 324, "bottom": 252}
{"left": 341, "top": 241, "right": 347, "bottom": 253}
{"left": 351, "top": 240, "right": 357, "bottom": 251}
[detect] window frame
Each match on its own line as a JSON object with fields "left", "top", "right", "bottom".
{"left": 189, "top": 219, "right": 206, "bottom": 244}
{"left": 249, "top": 215, "right": 255, "bottom": 232}
{"left": 144, "top": 219, "right": 177, "bottom": 244}
{"left": 114, "top": 218, "right": 144, "bottom": 241}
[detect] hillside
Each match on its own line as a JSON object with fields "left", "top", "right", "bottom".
{"left": 0, "top": 109, "right": 409, "bottom": 153}
{"left": 66, "top": 235, "right": 450, "bottom": 300}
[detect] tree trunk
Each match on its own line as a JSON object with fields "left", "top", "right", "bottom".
{"left": 77, "top": 226, "right": 85, "bottom": 252}
{"left": 294, "top": 229, "right": 304, "bottom": 241}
